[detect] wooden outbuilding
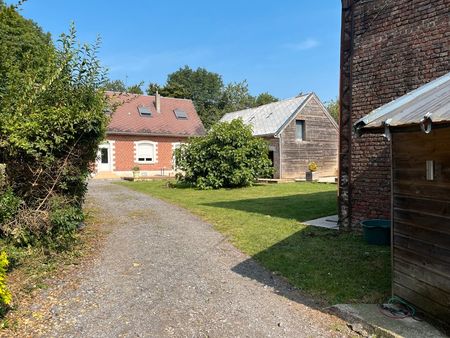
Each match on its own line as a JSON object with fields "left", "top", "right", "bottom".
{"left": 220, "top": 93, "right": 338, "bottom": 179}
{"left": 354, "top": 72, "right": 450, "bottom": 328}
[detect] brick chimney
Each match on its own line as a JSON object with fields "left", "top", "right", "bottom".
{"left": 155, "top": 91, "right": 161, "bottom": 113}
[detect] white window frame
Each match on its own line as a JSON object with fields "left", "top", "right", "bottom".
{"left": 172, "top": 142, "right": 183, "bottom": 169}
{"left": 134, "top": 141, "right": 158, "bottom": 164}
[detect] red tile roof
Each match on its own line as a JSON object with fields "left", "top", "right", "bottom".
{"left": 106, "top": 92, "right": 205, "bottom": 136}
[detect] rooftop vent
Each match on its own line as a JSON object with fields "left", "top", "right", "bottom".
{"left": 174, "top": 108, "right": 188, "bottom": 119}
{"left": 138, "top": 106, "right": 152, "bottom": 117}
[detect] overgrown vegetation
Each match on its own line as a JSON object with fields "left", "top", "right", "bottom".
{"left": 120, "top": 180, "right": 391, "bottom": 304}
{"left": 0, "top": 3, "right": 108, "bottom": 247}
{"left": 0, "top": 204, "right": 107, "bottom": 332}
{"left": 175, "top": 119, "right": 273, "bottom": 189}
{"left": 0, "top": 2, "right": 108, "bottom": 315}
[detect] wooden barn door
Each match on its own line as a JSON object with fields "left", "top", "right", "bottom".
{"left": 391, "top": 128, "right": 450, "bottom": 326}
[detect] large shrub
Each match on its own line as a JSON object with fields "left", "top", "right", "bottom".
{"left": 175, "top": 119, "right": 273, "bottom": 189}
{"left": 0, "top": 5, "right": 108, "bottom": 245}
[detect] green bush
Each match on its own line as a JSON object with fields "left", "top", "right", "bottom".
{"left": 0, "top": 252, "right": 12, "bottom": 312}
{"left": 47, "top": 198, "right": 84, "bottom": 250}
{"left": 0, "top": 189, "right": 21, "bottom": 226}
{"left": 175, "top": 119, "right": 273, "bottom": 189}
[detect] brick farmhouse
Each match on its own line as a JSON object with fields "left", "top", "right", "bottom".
{"left": 338, "top": 0, "right": 449, "bottom": 229}
{"left": 221, "top": 93, "right": 338, "bottom": 179}
{"left": 95, "top": 92, "right": 205, "bottom": 178}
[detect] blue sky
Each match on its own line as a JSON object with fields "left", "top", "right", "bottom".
{"left": 10, "top": 1, "right": 341, "bottom": 102}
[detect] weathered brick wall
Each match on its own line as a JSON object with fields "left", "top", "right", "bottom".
{"left": 108, "top": 134, "right": 186, "bottom": 173}
{"left": 347, "top": 0, "right": 449, "bottom": 227}
{"left": 281, "top": 96, "right": 339, "bottom": 179}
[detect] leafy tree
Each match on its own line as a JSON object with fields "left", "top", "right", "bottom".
{"left": 0, "top": 3, "right": 52, "bottom": 90}
{"left": 148, "top": 65, "right": 279, "bottom": 128}
{"left": 161, "top": 66, "right": 223, "bottom": 129}
{"left": 0, "top": 5, "right": 108, "bottom": 245}
{"left": 255, "top": 92, "right": 278, "bottom": 106}
{"left": 325, "top": 98, "right": 339, "bottom": 122}
{"left": 103, "top": 79, "right": 126, "bottom": 92}
{"left": 104, "top": 79, "right": 144, "bottom": 94}
{"left": 175, "top": 119, "right": 273, "bottom": 189}
{"left": 146, "top": 82, "right": 161, "bottom": 95}
{"left": 219, "top": 80, "right": 255, "bottom": 115}
{"left": 127, "top": 81, "right": 144, "bottom": 94}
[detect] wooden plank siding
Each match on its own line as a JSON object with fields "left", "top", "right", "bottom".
{"left": 280, "top": 96, "right": 338, "bottom": 178}
{"left": 392, "top": 128, "right": 450, "bottom": 326}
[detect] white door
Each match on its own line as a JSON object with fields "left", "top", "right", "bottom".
{"left": 97, "top": 143, "right": 111, "bottom": 172}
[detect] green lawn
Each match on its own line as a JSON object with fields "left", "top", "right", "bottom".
{"left": 118, "top": 180, "right": 391, "bottom": 305}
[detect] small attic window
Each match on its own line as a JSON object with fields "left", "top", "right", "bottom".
{"left": 174, "top": 109, "right": 188, "bottom": 119}
{"left": 138, "top": 106, "right": 152, "bottom": 117}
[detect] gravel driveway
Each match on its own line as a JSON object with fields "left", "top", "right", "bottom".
{"left": 39, "top": 180, "right": 350, "bottom": 337}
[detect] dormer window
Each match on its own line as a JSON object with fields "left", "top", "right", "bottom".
{"left": 138, "top": 106, "right": 152, "bottom": 117}
{"left": 174, "top": 108, "right": 188, "bottom": 119}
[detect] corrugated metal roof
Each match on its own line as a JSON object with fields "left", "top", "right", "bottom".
{"left": 220, "top": 94, "right": 311, "bottom": 136}
{"left": 355, "top": 71, "right": 450, "bottom": 130}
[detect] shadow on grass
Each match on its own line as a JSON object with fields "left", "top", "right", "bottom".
{"left": 231, "top": 226, "right": 391, "bottom": 306}
{"left": 203, "top": 191, "right": 337, "bottom": 222}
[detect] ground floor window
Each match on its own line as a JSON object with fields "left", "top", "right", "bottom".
{"left": 172, "top": 142, "right": 182, "bottom": 168}
{"left": 135, "top": 141, "right": 157, "bottom": 163}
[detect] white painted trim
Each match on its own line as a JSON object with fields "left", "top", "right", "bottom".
{"left": 172, "top": 142, "right": 182, "bottom": 151}
{"left": 97, "top": 141, "right": 114, "bottom": 172}
{"left": 171, "top": 142, "right": 183, "bottom": 169}
{"left": 109, "top": 140, "right": 116, "bottom": 171}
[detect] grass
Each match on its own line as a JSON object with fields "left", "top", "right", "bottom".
{"left": 119, "top": 180, "right": 391, "bottom": 305}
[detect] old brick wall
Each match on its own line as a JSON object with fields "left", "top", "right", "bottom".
{"left": 346, "top": 0, "right": 450, "bottom": 227}
{"left": 281, "top": 96, "right": 339, "bottom": 179}
{"left": 107, "top": 134, "right": 186, "bottom": 173}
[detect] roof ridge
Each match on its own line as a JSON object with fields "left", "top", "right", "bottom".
{"left": 105, "top": 91, "right": 194, "bottom": 103}
{"left": 222, "top": 93, "right": 312, "bottom": 117}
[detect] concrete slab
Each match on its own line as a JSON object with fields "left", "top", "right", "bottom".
{"left": 328, "top": 304, "right": 447, "bottom": 338}
{"left": 317, "top": 176, "right": 338, "bottom": 183}
{"left": 303, "top": 214, "right": 339, "bottom": 229}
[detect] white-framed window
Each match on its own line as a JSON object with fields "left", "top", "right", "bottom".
{"left": 172, "top": 142, "right": 182, "bottom": 168}
{"left": 135, "top": 141, "right": 157, "bottom": 164}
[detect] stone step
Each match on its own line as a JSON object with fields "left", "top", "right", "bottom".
{"left": 93, "top": 171, "right": 121, "bottom": 180}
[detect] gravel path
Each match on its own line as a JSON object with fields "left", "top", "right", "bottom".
{"left": 41, "top": 180, "right": 350, "bottom": 337}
